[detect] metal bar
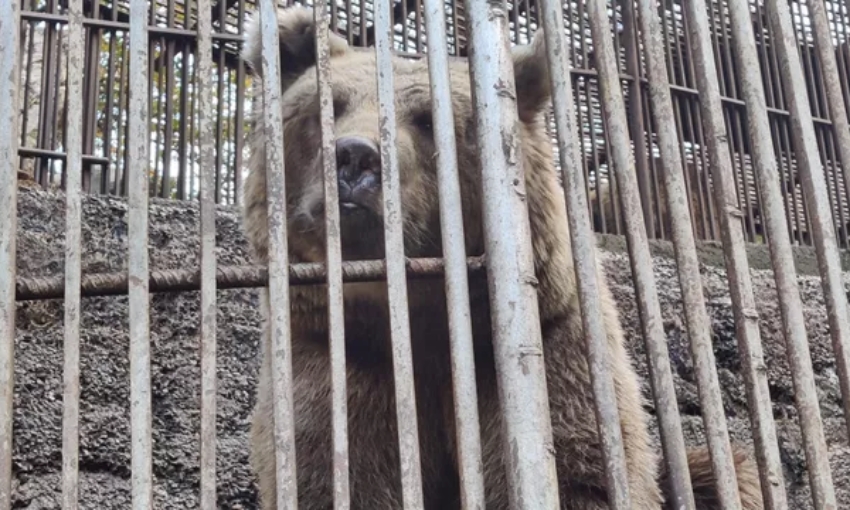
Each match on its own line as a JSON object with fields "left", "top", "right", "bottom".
{"left": 15, "top": 257, "right": 488, "bottom": 302}
{"left": 257, "top": 1, "right": 298, "bottom": 507}
{"left": 681, "top": 0, "right": 789, "bottom": 507}
{"left": 374, "top": 1, "right": 425, "bottom": 507}
{"left": 464, "top": 1, "right": 559, "bottom": 508}
{"left": 767, "top": 3, "right": 846, "bottom": 507}
{"left": 630, "top": 0, "right": 744, "bottom": 507}
{"left": 565, "top": 0, "right": 695, "bottom": 506}
{"left": 61, "top": 0, "right": 84, "bottom": 507}
{"left": 808, "top": 0, "right": 850, "bottom": 436}
{"left": 422, "top": 0, "right": 485, "bottom": 507}
{"left": 726, "top": 0, "right": 837, "bottom": 508}
{"left": 195, "top": 0, "right": 217, "bottom": 506}
{"left": 0, "top": 0, "right": 20, "bottom": 506}
{"left": 312, "top": 2, "right": 350, "bottom": 508}
{"left": 127, "top": 0, "right": 153, "bottom": 507}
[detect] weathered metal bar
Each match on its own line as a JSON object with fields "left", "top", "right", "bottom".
{"left": 61, "top": 0, "right": 85, "bottom": 507}
{"left": 373, "top": 1, "right": 425, "bottom": 506}
{"left": 551, "top": 0, "right": 694, "bottom": 506}
{"left": 766, "top": 2, "right": 845, "bottom": 507}
{"left": 540, "top": 1, "right": 643, "bottom": 508}
{"left": 726, "top": 1, "right": 836, "bottom": 508}
{"left": 464, "top": 1, "right": 559, "bottom": 508}
{"left": 628, "top": 0, "right": 744, "bottom": 506}
{"left": 0, "top": 0, "right": 20, "bottom": 507}
{"left": 127, "top": 0, "right": 154, "bottom": 507}
{"left": 313, "top": 1, "right": 351, "bottom": 508}
{"left": 256, "top": 0, "right": 298, "bottom": 507}
{"left": 15, "top": 258, "right": 488, "bottom": 302}
{"left": 422, "top": 0, "right": 486, "bottom": 507}
{"left": 680, "top": 1, "right": 789, "bottom": 507}
{"left": 195, "top": 0, "right": 218, "bottom": 506}
{"left": 807, "top": 0, "right": 850, "bottom": 438}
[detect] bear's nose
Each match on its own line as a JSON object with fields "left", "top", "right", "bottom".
{"left": 336, "top": 136, "right": 381, "bottom": 209}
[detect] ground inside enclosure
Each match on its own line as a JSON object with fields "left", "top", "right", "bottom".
{"left": 10, "top": 184, "right": 850, "bottom": 509}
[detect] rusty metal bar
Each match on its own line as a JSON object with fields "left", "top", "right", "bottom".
{"left": 312, "top": 1, "right": 351, "bottom": 508}
{"left": 0, "top": 0, "right": 20, "bottom": 507}
{"left": 726, "top": 1, "right": 837, "bottom": 508}
{"left": 195, "top": 0, "right": 217, "bottom": 506}
{"left": 61, "top": 0, "right": 85, "bottom": 507}
{"left": 541, "top": 1, "right": 641, "bottom": 508}
{"left": 680, "top": 1, "right": 788, "bottom": 508}
{"left": 766, "top": 3, "right": 846, "bottom": 508}
{"left": 807, "top": 0, "right": 850, "bottom": 438}
{"left": 630, "top": 0, "right": 744, "bottom": 507}
{"left": 374, "top": 0, "right": 426, "bottom": 506}
{"left": 15, "top": 257, "right": 487, "bottom": 302}
{"left": 555, "top": 0, "right": 695, "bottom": 506}
{"left": 464, "top": 1, "right": 559, "bottom": 508}
{"left": 127, "top": 0, "right": 153, "bottom": 507}
{"left": 256, "top": 0, "right": 299, "bottom": 507}
{"left": 422, "top": 0, "right": 485, "bottom": 507}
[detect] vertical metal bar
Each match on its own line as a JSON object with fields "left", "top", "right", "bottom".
{"left": 766, "top": 1, "right": 846, "bottom": 504}
{"left": 256, "top": 1, "right": 298, "bottom": 507}
{"left": 726, "top": 1, "right": 837, "bottom": 508}
{"left": 0, "top": 0, "right": 20, "bottom": 508}
{"left": 629, "top": 0, "right": 744, "bottom": 507}
{"left": 61, "top": 0, "right": 85, "bottom": 507}
{"left": 681, "top": 1, "right": 789, "bottom": 508}
{"left": 544, "top": 0, "right": 693, "bottom": 506}
{"left": 196, "top": 0, "right": 217, "bottom": 506}
{"left": 422, "top": 0, "right": 485, "bottom": 507}
{"left": 808, "top": 0, "right": 850, "bottom": 435}
{"left": 464, "top": 1, "right": 559, "bottom": 508}
{"left": 128, "top": 0, "right": 153, "bottom": 507}
{"left": 312, "top": 2, "right": 350, "bottom": 508}
{"left": 373, "top": 1, "right": 425, "bottom": 508}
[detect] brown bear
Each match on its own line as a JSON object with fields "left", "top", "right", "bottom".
{"left": 239, "top": 6, "right": 764, "bottom": 510}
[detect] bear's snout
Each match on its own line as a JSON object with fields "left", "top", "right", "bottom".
{"left": 336, "top": 136, "right": 381, "bottom": 213}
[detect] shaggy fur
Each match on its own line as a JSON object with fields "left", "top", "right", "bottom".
{"left": 239, "top": 6, "right": 764, "bottom": 509}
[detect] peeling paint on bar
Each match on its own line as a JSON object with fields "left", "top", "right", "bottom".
{"left": 0, "top": 0, "right": 20, "bottom": 508}
{"left": 61, "top": 0, "right": 85, "bottom": 508}
{"left": 464, "top": 1, "right": 560, "bottom": 508}
{"left": 127, "top": 0, "right": 154, "bottom": 508}
{"left": 195, "top": 0, "right": 218, "bottom": 507}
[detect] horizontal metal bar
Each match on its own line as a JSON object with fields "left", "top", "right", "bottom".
{"left": 18, "top": 147, "right": 109, "bottom": 166}
{"left": 15, "top": 257, "right": 488, "bottom": 301}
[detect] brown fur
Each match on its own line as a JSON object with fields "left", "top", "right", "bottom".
{"left": 239, "top": 7, "right": 764, "bottom": 509}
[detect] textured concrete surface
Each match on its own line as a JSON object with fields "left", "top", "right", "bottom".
{"left": 11, "top": 186, "right": 850, "bottom": 508}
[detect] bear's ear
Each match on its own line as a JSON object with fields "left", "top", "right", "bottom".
{"left": 512, "top": 30, "right": 551, "bottom": 122}
{"left": 242, "top": 6, "right": 349, "bottom": 90}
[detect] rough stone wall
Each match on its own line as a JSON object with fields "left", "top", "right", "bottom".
{"left": 11, "top": 186, "right": 850, "bottom": 508}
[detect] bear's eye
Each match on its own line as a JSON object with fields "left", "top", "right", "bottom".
{"left": 411, "top": 110, "right": 433, "bottom": 133}
{"left": 333, "top": 98, "right": 347, "bottom": 119}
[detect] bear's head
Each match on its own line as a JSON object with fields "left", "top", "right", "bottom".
{"left": 241, "top": 6, "right": 553, "bottom": 266}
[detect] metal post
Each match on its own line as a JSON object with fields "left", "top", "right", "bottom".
{"left": 61, "top": 0, "right": 85, "bottom": 507}
{"left": 373, "top": 1, "right": 425, "bottom": 507}
{"left": 422, "top": 0, "right": 486, "bottom": 507}
{"left": 0, "top": 0, "right": 21, "bottom": 508}
{"left": 313, "top": 1, "right": 351, "bottom": 508}
{"left": 464, "top": 1, "right": 559, "bottom": 508}
{"left": 195, "top": 0, "right": 218, "bottom": 507}
{"left": 256, "top": 0, "right": 298, "bottom": 507}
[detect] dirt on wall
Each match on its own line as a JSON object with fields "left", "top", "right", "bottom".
{"left": 9, "top": 186, "right": 850, "bottom": 508}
